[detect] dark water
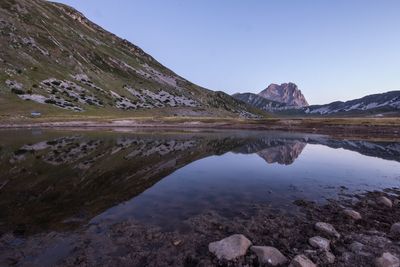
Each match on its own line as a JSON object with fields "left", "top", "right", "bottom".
{"left": 0, "top": 129, "right": 399, "bottom": 236}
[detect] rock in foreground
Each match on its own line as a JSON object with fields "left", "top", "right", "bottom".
{"left": 309, "top": 236, "right": 330, "bottom": 251}
{"left": 390, "top": 223, "right": 400, "bottom": 239}
{"left": 343, "top": 209, "right": 362, "bottom": 220}
{"left": 377, "top": 196, "right": 393, "bottom": 208}
{"left": 289, "top": 254, "right": 317, "bottom": 267}
{"left": 250, "top": 246, "right": 288, "bottom": 266}
{"left": 374, "top": 252, "right": 400, "bottom": 267}
{"left": 208, "top": 234, "right": 252, "bottom": 260}
{"left": 315, "top": 222, "right": 340, "bottom": 238}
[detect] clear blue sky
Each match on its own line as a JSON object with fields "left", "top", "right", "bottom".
{"left": 53, "top": 0, "right": 400, "bottom": 104}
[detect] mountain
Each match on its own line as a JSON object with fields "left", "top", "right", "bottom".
{"left": 0, "top": 0, "right": 263, "bottom": 119}
{"left": 234, "top": 87, "right": 400, "bottom": 117}
{"left": 258, "top": 82, "right": 309, "bottom": 107}
{"left": 231, "top": 92, "right": 287, "bottom": 112}
{"left": 300, "top": 90, "right": 400, "bottom": 116}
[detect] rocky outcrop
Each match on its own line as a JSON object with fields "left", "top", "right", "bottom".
{"left": 258, "top": 82, "right": 309, "bottom": 107}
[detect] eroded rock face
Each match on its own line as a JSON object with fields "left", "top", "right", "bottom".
{"left": 250, "top": 246, "right": 288, "bottom": 266}
{"left": 258, "top": 82, "right": 309, "bottom": 107}
{"left": 208, "top": 234, "right": 252, "bottom": 260}
{"left": 289, "top": 254, "right": 317, "bottom": 267}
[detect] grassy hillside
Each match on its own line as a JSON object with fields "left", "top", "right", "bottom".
{"left": 0, "top": 0, "right": 267, "bottom": 120}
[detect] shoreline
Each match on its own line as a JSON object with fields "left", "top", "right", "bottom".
{"left": 1, "top": 117, "right": 399, "bottom": 139}
{"left": 1, "top": 188, "right": 399, "bottom": 266}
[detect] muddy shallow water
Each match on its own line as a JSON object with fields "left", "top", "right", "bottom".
{"left": 0, "top": 129, "right": 399, "bottom": 266}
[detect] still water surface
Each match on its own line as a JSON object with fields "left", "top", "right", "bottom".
{"left": 0, "top": 129, "right": 399, "bottom": 235}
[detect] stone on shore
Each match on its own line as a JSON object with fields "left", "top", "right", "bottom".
{"left": 208, "top": 234, "right": 252, "bottom": 260}
{"left": 250, "top": 246, "right": 288, "bottom": 266}
{"left": 315, "top": 222, "right": 340, "bottom": 238}
{"left": 309, "top": 236, "right": 330, "bottom": 251}
{"left": 390, "top": 223, "right": 400, "bottom": 238}
{"left": 343, "top": 209, "right": 362, "bottom": 220}
{"left": 289, "top": 254, "right": 317, "bottom": 267}
{"left": 323, "top": 251, "right": 336, "bottom": 264}
{"left": 374, "top": 252, "right": 400, "bottom": 267}
{"left": 377, "top": 196, "right": 393, "bottom": 208}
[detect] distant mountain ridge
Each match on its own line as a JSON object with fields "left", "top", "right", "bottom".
{"left": 233, "top": 82, "right": 400, "bottom": 116}
{"left": 301, "top": 90, "right": 400, "bottom": 116}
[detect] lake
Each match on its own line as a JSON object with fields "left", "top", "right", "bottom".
{"left": 0, "top": 129, "right": 399, "bottom": 266}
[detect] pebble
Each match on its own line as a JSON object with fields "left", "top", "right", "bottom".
{"left": 377, "top": 196, "right": 393, "bottom": 208}
{"left": 374, "top": 252, "right": 400, "bottom": 267}
{"left": 250, "top": 246, "right": 288, "bottom": 266}
{"left": 208, "top": 234, "right": 252, "bottom": 260}
{"left": 288, "top": 254, "right": 317, "bottom": 267}
{"left": 343, "top": 209, "right": 362, "bottom": 220}
{"left": 308, "top": 236, "right": 330, "bottom": 251}
{"left": 315, "top": 222, "right": 340, "bottom": 238}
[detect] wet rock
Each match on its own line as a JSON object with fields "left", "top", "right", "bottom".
{"left": 343, "top": 209, "right": 362, "bottom": 220}
{"left": 208, "top": 234, "right": 252, "bottom": 260}
{"left": 374, "top": 252, "right": 400, "bottom": 267}
{"left": 349, "top": 241, "right": 364, "bottom": 253}
{"left": 288, "top": 254, "right": 317, "bottom": 267}
{"left": 378, "top": 196, "right": 393, "bottom": 208}
{"left": 308, "top": 236, "right": 330, "bottom": 251}
{"left": 250, "top": 246, "right": 288, "bottom": 266}
{"left": 390, "top": 223, "right": 400, "bottom": 238}
{"left": 315, "top": 222, "right": 340, "bottom": 238}
{"left": 394, "top": 199, "right": 399, "bottom": 206}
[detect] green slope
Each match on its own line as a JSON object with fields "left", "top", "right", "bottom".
{"left": 0, "top": 0, "right": 267, "bottom": 120}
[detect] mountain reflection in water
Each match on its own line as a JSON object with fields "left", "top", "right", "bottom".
{"left": 0, "top": 129, "right": 399, "bottom": 236}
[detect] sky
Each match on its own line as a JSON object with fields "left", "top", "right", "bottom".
{"left": 53, "top": 0, "right": 400, "bottom": 105}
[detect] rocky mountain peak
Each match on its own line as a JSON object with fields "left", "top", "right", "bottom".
{"left": 258, "top": 83, "right": 309, "bottom": 107}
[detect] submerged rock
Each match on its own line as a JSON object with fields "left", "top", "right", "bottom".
{"left": 378, "top": 196, "right": 393, "bottom": 208}
{"left": 250, "top": 246, "right": 288, "bottom": 266}
{"left": 374, "top": 252, "right": 400, "bottom": 267}
{"left": 315, "top": 222, "right": 340, "bottom": 238}
{"left": 288, "top": 254, "right": 317, "bottom": 267}
{"left": 344, "top": 209, "right": 362, "bottom": 220}
{"left": 208, "top": 234, "right": 252, "bottom": 260}
{"left": 308, "top": 236, "right": 330, "bottom": 251}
